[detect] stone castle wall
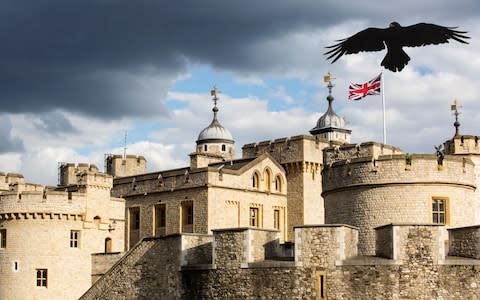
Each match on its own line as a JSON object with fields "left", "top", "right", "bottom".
{"left": 322, "top": 142, "right": 477, "bottom": 255}
{"left": 81, "top": 225, "right": 480, "bottom": 299}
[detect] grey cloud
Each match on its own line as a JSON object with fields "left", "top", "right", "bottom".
{"left": 0, "top": 116, "right": 24, "bottom": 153}
{"left": 33, "top": 111, "right": 77, "bottom": 135}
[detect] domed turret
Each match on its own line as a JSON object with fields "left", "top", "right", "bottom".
{"left": 197, "top": 106, "right": 234, "bottom": 143}
{"left": 190, "top": 86, "right": 235, "bottom": 169}
{"left": 310, "top": 73, "right": 351, "bottom": 144}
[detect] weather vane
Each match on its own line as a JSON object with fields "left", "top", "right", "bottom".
{"left": 323, "top": 72, "right": 336, "bottom": 84}
{"left": 211, "top": 85, "right": 220, "bottom": 106}
{"left": 451, "top": 99, "right": 462, "bottom": 136}
{"left": 323, "top": 72, "right": 335, "bottom": 94}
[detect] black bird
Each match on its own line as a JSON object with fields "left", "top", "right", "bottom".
{"left": 325, "top": 22, "right": 470, "bottom": 72}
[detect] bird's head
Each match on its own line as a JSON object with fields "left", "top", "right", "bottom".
{"left": 389, "top": 21, "right": 401, "bottom": 28}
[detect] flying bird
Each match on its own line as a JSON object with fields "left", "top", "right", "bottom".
{"left": 325, "top": 22, "right": 470, "bottom": 72}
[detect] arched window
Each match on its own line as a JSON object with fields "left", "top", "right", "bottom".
{"left": 275, "top": 175, "right": 282, "bottom": 192}
{"left": 264, "top": 169, "right": 272, "bottom": 192}
{"left": 221, "top": 144, "right": 226, "bottom": 151}
{"left": 252, "top": 172, "right": 260, "bottom": 189}
{"left": 93, "top": 216, "right": 101, "bottom": 228}
{"left": 204, "top": 145, "right": 208, "bottom": 152}
{"left": 105, "top": 238, "right": 112, "bottom": 253}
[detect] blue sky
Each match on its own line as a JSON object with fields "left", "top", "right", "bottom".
{"left": 0, "top": 1, "right": 479, "bottom": 185}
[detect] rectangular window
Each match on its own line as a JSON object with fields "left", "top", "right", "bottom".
{"left": 315, "top": 271, "right": 327, "bottom": 299}
{"left": 130, "top": 207, "right": 140, "bottom": 230}
{"left": 183, "top": 202, "right": 193, "bottom": 225}
{"left": 273, "top": 209, "right": 280, "bottom": 230}
{"left": 181, "top": 201, "right": 193, "bottom": 233}
{"left": 36, "top": 269, "right": 47, "bottom": 287}
{"left": 0, "top": 229, "right": 6, "bottom": 248}
{"left": 432, "top": 198, "right": 447, "bottom": 224}
{"left": 70, "top": 230, "right": 80, "bottom": 248}
{"left": 155, "top": 204, "right": 166, "bottom": 228}
{"left": 250, "top": 207, "right": 259, "bottom": 227}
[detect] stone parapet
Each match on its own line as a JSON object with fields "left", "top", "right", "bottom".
{"left": 294, "top": 224, "right": 358, "bottom": 268}
{"left": 323, "top": 141, "right": 402, "bottom": 166}
{"left": 448, "top": 225, "right": 480, "bottom": 259}
{"left": 112, "top": 167, "right": 208, "bottom": 198}
{"left": 212, "top": 228, "right": 281, "bottom": 269}
{"left": 323, "top": 154, "right": 475, "bottom": 194}
{"left": 0, "top": 190, "right": 86, "bottom": 216}
{"left": 242, "top": 135, "right": 328, "bottom": 164}
{"left": 375, "top": 224, "right": 445, "bottom": 263}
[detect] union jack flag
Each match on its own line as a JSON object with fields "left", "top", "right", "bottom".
{"left": 348, "top": 73, "right": 382, "bottom": 101}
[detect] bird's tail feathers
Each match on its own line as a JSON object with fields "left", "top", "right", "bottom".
{"left": 381, "top": 48, "right": 410, "bottom": 72}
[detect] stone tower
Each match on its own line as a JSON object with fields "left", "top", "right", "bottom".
{"left": 104, "top": 154, "right": 147, "bottom": 178}
{"left": 190, "top": 86, "right": 235, "bottom": 168}
{"left": 0, "top": 165, "right": 125, "bottom": 300}
{"left": 310, "top": 74, "right": 351, "bottom": 144}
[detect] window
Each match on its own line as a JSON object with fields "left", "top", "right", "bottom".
{"left": 93, "top": 216, "right": 101, "bottom": 227}
{"left": 273, "top": 209, "right": 280, "bottom": 229}
{"left": 36, "top": 269, "right": 47, "bottom": 287}
{"left": 183, "top": 203, "right": 193, "bottom": 225}
{"left": 155, "top": 204, "right": 166, "bottom": 228}
{"left": 0, "top": 229, "right": 6, "bottom": 248}
{"left": 130, "top": 207, "right": 140, "bottom": 230}
{"left": 13, "top": 261, "right": 19, "bottom": 272}
{"left": 275, "top": 176, "right": 282, "bottom": 192}
{"left": 105, "top": 238, "right": 112, "bottom": 253}
{"left": 315, "top": 271, "right": 327, "bottom": 299}
{"left": 252, "top": 172, "right": 259, "bottom": 189}
{"left": 181, "top": 201, "right": 194, "bottom": 233}
{"left": 264, "top": 169, "right": 272, "bottom": 191}
{"left": 70, "top": 230, "right": 80, "bottom": 248}
{"left": 250, "top": 207, "right": 259, "bottom": 227}
{"left": 221, "top": 144, "right": 226, "bottom": 151}
{"left": 432, "top": 198, "right": 447, "bottom": 224}
{"left": 204, "top": 145, "right": 208, "bottom": 152}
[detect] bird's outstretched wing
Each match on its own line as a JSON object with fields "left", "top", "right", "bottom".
{"left": 324, "top": 27, "right": 387, "bottom": 63}
{"left": 397, "top": 23, "right": 470, "bottom": 47}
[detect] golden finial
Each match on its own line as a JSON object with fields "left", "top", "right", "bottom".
{"left": 323, "top": 72, "right": 336, "bottom": 83}
{"left": 450, "top": 99, "right": 462, "bottom": 111}
{"left": 211, "top": 85, "right": 220, "bottom": 97}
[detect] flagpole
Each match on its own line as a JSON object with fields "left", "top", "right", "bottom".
{"left": 381, "top": 73, "right": 386, "bottom": 144}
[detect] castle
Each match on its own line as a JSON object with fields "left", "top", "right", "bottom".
{"left": 1, "top": 81, "right": 480, "bottom": 299}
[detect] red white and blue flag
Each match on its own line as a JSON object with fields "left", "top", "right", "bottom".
{"left": 348, "top": 73, "right": 382, "bottom": 101}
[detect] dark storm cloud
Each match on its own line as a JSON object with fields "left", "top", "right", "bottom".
{"left": 0, "top": 0, "right": 477, "bottom": 118}
{"left": 0, "top": 117, "right": 24, "bottom": 153}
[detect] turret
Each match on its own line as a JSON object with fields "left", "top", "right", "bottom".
{"left": 190, "top": 86, "right": 235, "bottom": 168}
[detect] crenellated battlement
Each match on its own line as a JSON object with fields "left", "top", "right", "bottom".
{"left": 105, "top": 154, "right": 147, "bottom": 178}
{"left": 242, "top": 135, "right": 329, "bottom": 164}
{"left": 322, "top": 153, "right": 476, "bottom": 194}
{"left": 0, "top": 189, "right": 87, "bottom": 218}
{"left": 323, "top": 141, "right": 402, "bottom": 166}
{"left": 111, "top": 167, "right": 209, "bottom": 198}
{"left": 444, "top": 135, "right": 480, "bottom": 155}
{"left": 0, "top": 172, "right": 26, "bottom": 191}
{"left": 59, "top": 163, "right": 113, "bottom": 188}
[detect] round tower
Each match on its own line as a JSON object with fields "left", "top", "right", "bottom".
{"left": 322, "top": 143, "right": 477, "bottom": 255}
{"left": 310, "top": 73, "right": 351, "bottom": 144}
{"left": 190, "top": 86, "right": 235, "bottom": 168}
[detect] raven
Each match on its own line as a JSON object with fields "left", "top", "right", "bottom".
{"left": 325, "top": 22, "right": 470, "bottom": 72}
